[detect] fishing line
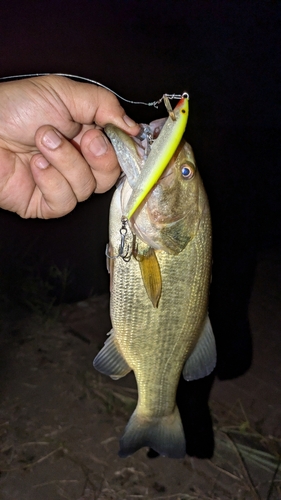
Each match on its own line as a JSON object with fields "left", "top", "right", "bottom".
{"left": 0, "top": 73, "right": 189, "bottom": 108}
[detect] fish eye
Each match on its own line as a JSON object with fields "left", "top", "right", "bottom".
{"left": 181, "top": 163, "right": 194, "bottom": 179}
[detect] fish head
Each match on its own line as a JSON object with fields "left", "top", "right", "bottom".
{"left": 132, "top": 138, "right": 207, "bottom": 254}
{"left": 105, "top": 120, "right": 207, "bottom": 255}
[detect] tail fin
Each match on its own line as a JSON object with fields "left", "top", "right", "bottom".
{"left": 119, "top": 406, "right": 186, "bottom": 459}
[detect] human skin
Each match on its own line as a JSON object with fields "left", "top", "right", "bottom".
{"left": 0, "top": 75, "right": 140, "bottom": 218}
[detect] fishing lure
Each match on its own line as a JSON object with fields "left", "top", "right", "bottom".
{"left": 123, "top": 95, "right": 189, "bottom": 220}
{"left": 107, "top": 95, "right": 189, "bottom": 262}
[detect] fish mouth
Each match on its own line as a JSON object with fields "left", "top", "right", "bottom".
{"left": 106, "top": 114, "right": 194, "bottom": 254}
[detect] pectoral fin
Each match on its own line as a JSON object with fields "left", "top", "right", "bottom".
{"left": 137, "top": 247, "right": 162, "bottom": 308}
{"left": 183, "top": 316, "right": 216, "bottom": 381}
{"left": 93, "top": 329, "right": 131, "bottom": 380}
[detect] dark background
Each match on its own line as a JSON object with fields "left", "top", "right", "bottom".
{"left": 0, "top": 0, "right": 280, "bottom": 380}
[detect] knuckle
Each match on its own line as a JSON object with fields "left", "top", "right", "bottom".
{"left": 47, "top": 196, "right": 77, "bottom": 218}
{"left": 77, "top": 177, "right": 96, "bottom": 201}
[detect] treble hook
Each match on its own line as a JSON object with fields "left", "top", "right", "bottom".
{"left": 163, "top": 95, "right": 176, "bottom": 121}
{"left": 119, "top": 216, "right": 132, "bottom": 261}
{"left": 105, "top": 216, "right": 133, "bottom": 262}
{"left": 135, "top": 124, "right": 154, "bottom": 160}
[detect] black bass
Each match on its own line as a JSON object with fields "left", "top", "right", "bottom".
{"left": 94, "top": 111, "right": 216, "bottom": 459}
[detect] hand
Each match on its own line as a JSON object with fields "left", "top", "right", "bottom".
{"left": 0, "top": 75, "right": 140, "bottom": 218}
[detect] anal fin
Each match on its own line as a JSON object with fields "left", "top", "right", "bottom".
{"left": 93, "top": 329, "right": 131, "bottom": 380}
{"left": 183, "top": 316, "right": 216, "bottom": 381}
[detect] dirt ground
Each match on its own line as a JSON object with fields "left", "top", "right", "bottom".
{"left": 0, "top": 245, "right": 280, "bottom": 500}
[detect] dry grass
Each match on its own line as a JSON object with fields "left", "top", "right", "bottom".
{"left": 1, "top": 300, "right": 280, "bottom": 500}
{"left": 2, "top": 369, "right": 280, "bottom": 499}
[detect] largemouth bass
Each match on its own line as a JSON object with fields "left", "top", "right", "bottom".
{"left": 93, "top": 115, "right": 216, "bottom": 459}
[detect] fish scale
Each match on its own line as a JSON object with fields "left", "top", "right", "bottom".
{"left": 110, "top": 210, "right": 212, "bottom": 419}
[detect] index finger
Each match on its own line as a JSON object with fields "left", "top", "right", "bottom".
{"left": 45, "top": 76, "right": 141, "bottom": 135}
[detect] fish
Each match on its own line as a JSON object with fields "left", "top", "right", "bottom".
{"left": 93, "top": 109, "right": 216, "bottom": 459}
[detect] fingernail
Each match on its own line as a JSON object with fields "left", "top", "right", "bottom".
{"left": 123, "top": 114, "right": 137, "bottom": 127}
{"left": 42, "top": 129, "right": 62, "bottom": 149}
{"left": 89, "top": 135, "right": 108, "bottom": 157}
{"left": 35, "top": 156, "right": 49, "bottom": 169}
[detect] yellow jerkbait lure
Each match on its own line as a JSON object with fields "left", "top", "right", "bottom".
{"left": 124, "top": 97, "right": 189, "bottom": 220}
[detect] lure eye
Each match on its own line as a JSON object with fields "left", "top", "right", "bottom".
{"left": 181, "top": 163, "right": 194, "bottom": 179}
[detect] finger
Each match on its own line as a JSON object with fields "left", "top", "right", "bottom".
{"left": 48, "top": 76, "right": 140, "bottom": 135}
{"left": 91, "top": 86, "right": 140, "bottom": 132}
{"left": 33, "top": 125, "right": 97, "bottom": 201}
{"left": 29, "top": 156, "right": 78, "bottom": 218}
{"left": 80, "top": 128, "right": 121, "bottom": 193}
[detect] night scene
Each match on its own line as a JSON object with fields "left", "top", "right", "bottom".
{"left": 0, "top": 1, "right": 280, "bottom": 499}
